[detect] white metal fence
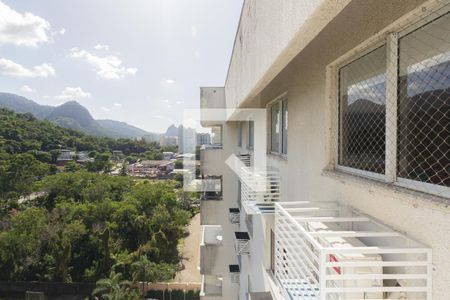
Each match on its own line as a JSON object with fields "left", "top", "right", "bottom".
{"left": 274, "top": 202, "right": 432, "bottom": 300}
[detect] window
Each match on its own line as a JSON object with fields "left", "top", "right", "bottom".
{"left": 338, "top": 46, "right": 386, "bottom": 174}
{"left": 248, "top": 121, "right": 254, "bottom": 149}
{"left": 238, "top": 122, "right": 243, "bottom": 147}
{"left": 397, "top": 12, "right": 450, "bottom": 188}
{"left": 282, "top": 100, "right": 288, "bottom": 154}
{"left": 211, "top": 126, "right": 222, "bottom": 146}
{"left": 269, "top": 97, "right": 288, "bottom": 155}
{"left": 335, "top": 10, "right": 450, "bottom": 197}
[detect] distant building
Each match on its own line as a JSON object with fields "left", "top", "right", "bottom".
{"left": 163, "top": 151, "right": 174, "bottom": 160}
{"left": 127, "top": 160, "right": 174, "bottom": 178}
{"left": 178, "top": 125, "right": 196, "bottom": 154}
{"left": 196, "top": 133, "right": 211, "bottom": 146}
{"left": 112, "top": 150, "right": 123, "bottom": 161}
{"left": 56, "top": 149, "right": 94, "bottom": 166}
{"left": 142, "top": 133, "right": 160, "bottom": 143}
{"left": 159, "top": 135, "right": 178, "bottom": 147}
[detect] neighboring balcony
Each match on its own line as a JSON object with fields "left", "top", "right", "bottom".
{"left": 200, "top": 225, "right": 223, "bottom": 275}
{"left": 200, "top": 145, "right": 223, "bottom": 176}
{"left": 200, "top": 275, "right": 223, "bottom": 298}
{"left": 274, "top": 201, "right": 432, "bottom": 300}
{"left": 199, "top": 176, "right": 223, "bottom": 225}
{"left": 200, "top": 176, "right": 222, "bottom": 201}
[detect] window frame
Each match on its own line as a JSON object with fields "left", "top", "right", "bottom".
{"left": 247, "top": 121, "right": 254, "bottom": 150}
{"left": 331, "top": 4, "right": 450, "bottom": 198}
{"left": 238, "top": 122, "right": 243, "bottom": 147}
{"left": 210, "top": 125, "right": 223, "bottom": 147}
{"left": 267, "top": 93, "right": 288, "bottom": 157}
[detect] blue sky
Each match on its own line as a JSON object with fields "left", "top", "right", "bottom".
{"left": 0, "top": 0, "right": 242, "bottom": 132}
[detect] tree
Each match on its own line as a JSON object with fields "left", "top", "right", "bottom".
{"left": 64, "top": 161, "right": 82, "bottom": 172}
{"left": 93, "top": 271, "right": 139, "bottom": 300}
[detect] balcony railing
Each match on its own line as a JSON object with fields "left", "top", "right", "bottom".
{"left": 201, "top": 176, "right": 222, "bottom": 200}
{"left": 274, "top": 201, "right": 432, "bottom": 300}
{"left": 235, "top": 231, "right": 251, "bottom": 255}
{"left": 200, "top": 275, "right": 223, "bottom": 297}
{"left": 200, "top": 225, "right": 223, "bottom": 275}
{"left": 238, "top": 155, "right": 280, "bottom": 204}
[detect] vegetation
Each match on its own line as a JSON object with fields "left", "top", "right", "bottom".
{"left": 0, "top": 108, "right": 198, "bottom": 289}
{"left": 0, "top": 108, "right": 173, "bottom": 199}
{"left": 0, "top": 172, "right": 194, "bottom": 282}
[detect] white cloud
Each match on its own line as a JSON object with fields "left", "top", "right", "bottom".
{"left": 191, "top": 25, "right": 198, "bottom": 38}
{"left": 161, "top": 78, "right": 175, "bottom": 86}
{"left": 161, "top": 99, "right": 170, "bottom": 103}
{"left": 20, "top": 84, "right": 34, "bottom": 93}
{"left": 176, "top": 101, "right": 182, "bottom": 105}
{"left": 101, "top": 106, "right": 110, "bottom": 112}
{"left": 56, "top": 87, "right": 91, "bottom": 101}
{"left": 0, "top": 58, "right": 55, "bottom": 77}
{"left": 167, "top": 104, "right": 172, "bottom": 108}
{"left": 0, "top": 1, "right": 51, "bottom": 47}
{"left": 194, "top": 50, "right": 200, "bottom": 60}
{"left": 53, "top": 27, "right": 65, "bottom": 36}
{"left": 94, "top": 44, "right": 109, "bottom": 51}
{"left": 113, "top": 103, "right": 122, "bottom": 107}
{"left": 69, "top": 48, "right": 137, "bottom": 79}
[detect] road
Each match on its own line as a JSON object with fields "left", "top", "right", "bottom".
{"left": 175, "top": 213, "right": 201, "bottom": 283}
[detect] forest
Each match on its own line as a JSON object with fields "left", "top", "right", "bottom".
{"left": 0, "top": 109, "right": 196, "bottom": 299}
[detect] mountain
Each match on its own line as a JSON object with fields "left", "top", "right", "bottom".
{"left": 165, "top": 124, "right": 179, "bottom": 137}
{"left": 97, "top": 119, "right": 152, "bottom": 138}
{"left": 0, "top": 93, "right": 53, "bottom": 118}
{"left": 0, "top": 92, "right": 153, "bottom": 139}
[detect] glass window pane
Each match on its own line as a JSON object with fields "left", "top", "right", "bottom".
{"left": 338, "top": 45, "right": 387, "bottom": 174}
{"left": 397, "top": 13, "right": 450, "bottom": 187}
{"left": 211, "top": 126, "right": 222, "bottom": 146}
{"left": 248, "top": 121, "right": 254, "bottom": 149}
{"left": 282, "top": 99, "right": 288, "bottom": 154}
{"left": 271, "top": 103, "right": 280, "bottom": 153}
{"left": 238, "top": 122, "right": 243, "bottom": 147}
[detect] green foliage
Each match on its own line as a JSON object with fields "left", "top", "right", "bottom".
{"left": 0, "top": 108, "right": 166, "bottom": 197}
{"left": 92, "top": 271, "right": 140, "bottom": 300}
{"left": 0, "top": 172, "right": 191, "bottom": 283}
{"left": 0, "top": 109, "right": 194, "bottom": 285}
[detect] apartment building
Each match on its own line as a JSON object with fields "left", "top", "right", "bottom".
{"left": 198, "top": 1, "right": 449, "bottom": 299}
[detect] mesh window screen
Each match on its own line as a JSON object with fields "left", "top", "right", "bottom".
{"left": 397, "top": 12, "right": 450, "bottom": 188}
{"left": 338, "top": 46, "right": 387, "bottom": 174}
{"left": 332, "top": 6, "right": 450, "bottom": 199}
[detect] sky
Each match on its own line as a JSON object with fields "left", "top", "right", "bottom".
{"left": 0, "top": 0, "right": 243, "bottom": 133}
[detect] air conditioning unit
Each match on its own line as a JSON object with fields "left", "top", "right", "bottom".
{"left": 307, "top": 221, "right": 383, "bottom": 299}
{"left": 235, "top": 232, "right": 251, "bottom": 255}
{"left": 229, "top": 208, "right": 240, "bottom": 224}
{"left": 229, "top": 264, "right": 240, "bottom": 284}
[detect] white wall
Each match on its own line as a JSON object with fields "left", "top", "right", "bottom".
{"left": 225, "top": 0, "right": 350, "bottom": 109}
{"left": 236, "top": 0, "right": 449, "bottom": 298}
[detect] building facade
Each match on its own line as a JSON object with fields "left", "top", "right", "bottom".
{"left": 199, "top": 1, "right": 450, "bottom": 299}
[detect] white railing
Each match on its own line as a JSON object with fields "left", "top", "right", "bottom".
{"left": 274, "top": 201, "right": 432, "bottom": 300}
{"left": 238, "top": 153, "right": 280, "bottom": 204}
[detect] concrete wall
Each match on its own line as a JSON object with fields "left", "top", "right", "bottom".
{"left": 225, "top": 0, "right": 351, "bottom": 109}
{"left": 237, "top": 0, "right": 449, "bottom": 298}
{"left": 200, "top": 123, "right": 240, "bottom": 299}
